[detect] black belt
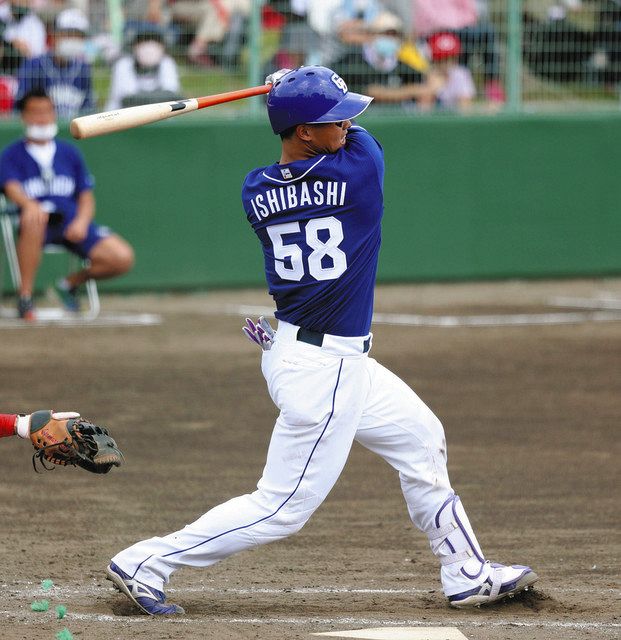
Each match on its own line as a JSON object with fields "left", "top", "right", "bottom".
{"left": 296, "top": 328, "right": 371, "bottom": 353}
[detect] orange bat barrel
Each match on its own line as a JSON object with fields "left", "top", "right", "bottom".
{"left": 196, "top": 84, "right": 272, "bottom": 109}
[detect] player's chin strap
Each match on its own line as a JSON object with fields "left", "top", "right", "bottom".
{"left": 427, "top": 493, "right": 487, "bottom": 580}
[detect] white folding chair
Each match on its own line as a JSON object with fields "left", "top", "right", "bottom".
{"left": 0, "top": 195, "right": 100, "bottom": 319}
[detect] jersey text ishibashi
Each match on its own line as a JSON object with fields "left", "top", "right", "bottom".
{"left": 242, "top": 126, "right": 384, "bottom": 337}
{"left": 249, "top": 179, "right": 347, "bottom": 220}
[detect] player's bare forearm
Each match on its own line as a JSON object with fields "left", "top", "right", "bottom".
{"left": 366, "top": 83, "right": 436, "bottom": 103}
{"left": 76, "top": 189, "right": 96, "bottom": 224}
{"left": 65, "top": 190, "right": 95, "bottom": 241}
{"left": 338, "top": 20, "right": 372, "bottom": 45}
{"left": 4, "top": 180, "right": 34, "bottom": 209}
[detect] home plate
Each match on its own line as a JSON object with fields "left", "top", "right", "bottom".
{"left": 312, "top": 627, "right": 468, "bottom": 640}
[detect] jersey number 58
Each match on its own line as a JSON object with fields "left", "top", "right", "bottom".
{"left": 267, "top": 216, "right": 347, "bottom": 282}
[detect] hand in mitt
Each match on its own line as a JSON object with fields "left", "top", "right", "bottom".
{"left": 29, "top": 410, "right": 123, "bottom": 474}
{"left": 243, "top": 316, "right": 275, "bottom": 351}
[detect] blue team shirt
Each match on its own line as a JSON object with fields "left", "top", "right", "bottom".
{"left": 16, "top": 55, "right": 94, "bottom": 120}
{"left": 0, "top": 139, "right": 94, "bottom": 221}
{"left": 242, "top": 126, "right": 384, "bottom": 337}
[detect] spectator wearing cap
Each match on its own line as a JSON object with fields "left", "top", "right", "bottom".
{"left": 15, "top": 8, "right": 94, "bottom": 119}
{"left": 105, "top": 23, "right": 182, "bottom": 111}
{"left": 412, "top": 0, "right": 505, "bottom": 103}
{"left": 427, "top": 31, "right": 475, "bottom": 111}
{"left": 334, "top": 11, "right": 440, "bottom": 108}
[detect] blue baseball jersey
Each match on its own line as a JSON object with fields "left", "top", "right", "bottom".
{"left": 242, "top": 126, "right": 384, "bottom": 337}
{"left": 16, "top": 55, "right": 94, "bottom": 120}
{"left": 0, "top": 139, "right": 94, "bottom": 221}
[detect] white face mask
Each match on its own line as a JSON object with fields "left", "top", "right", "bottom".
{"left": 134, "top": 41, "right": 165, "bottom": 68}
{"left": 25, "top": 123, "right": 58, "bottom": 142}
{"left": 55, "top": 37, "right": 86, "bottom": 60}
{"left": 373, "top": 36, "right": 400, "bottom": 59}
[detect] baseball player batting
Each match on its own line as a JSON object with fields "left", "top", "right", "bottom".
{"left": 106, "top": 66, "right": 537, "bottom": 614}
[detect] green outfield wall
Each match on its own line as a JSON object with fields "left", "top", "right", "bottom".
{"left": 1, "top": 113, "right": 620, "bottom": 292}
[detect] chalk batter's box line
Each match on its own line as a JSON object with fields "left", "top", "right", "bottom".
{"left": 549, "top": 295, "right": 621, "bottom": 310}
{"left": 1, "top": 609, "right": 620, "bottom": 634}
{"left": 4, "top": 584, "right": 618, "bottom": 633}
{"left": 3, "top": 586, "right": 619, "bottom": 633}
{"left": 5, "top": 584, "right": 619, "bottom": 598}
{"left": 225, "top": 304, "right": 621, "bottom": 328}
{"left": 0, "top": 312, "right": 161, "bottom": 329}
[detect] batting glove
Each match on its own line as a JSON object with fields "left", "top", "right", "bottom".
{"left": 243, "top": 316, "right": 275, "bottom": 351}
{"left": 265, "top": 68, "right": 292, "bottom": 85}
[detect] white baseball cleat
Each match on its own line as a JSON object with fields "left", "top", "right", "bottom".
{"left": 448, "top": 562, "right": 538, "bottom": 608}
{"left": 106, "top": 562, "right": 185, "bottom": 615}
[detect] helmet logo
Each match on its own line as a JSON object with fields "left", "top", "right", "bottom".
{"left": 330, "top": 73, "right": 348, "bottom": 94}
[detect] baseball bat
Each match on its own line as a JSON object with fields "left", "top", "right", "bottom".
{"left": 69, "top": 84, "right": 272, "bottom": 140}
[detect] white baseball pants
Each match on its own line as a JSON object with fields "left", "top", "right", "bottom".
{"left": 112, "top": 321, "right": 482, "bottom": 594}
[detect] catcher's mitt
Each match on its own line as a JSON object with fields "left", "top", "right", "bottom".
{"left": 29, "top": 410, "right": 123, "bottom": 474}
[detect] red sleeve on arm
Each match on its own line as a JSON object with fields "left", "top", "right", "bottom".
{"left": 0, "top": 414, "right": 17, "bottom": 438}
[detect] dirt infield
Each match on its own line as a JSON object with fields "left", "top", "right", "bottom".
{"left": 1, "top": 279, "right": 619, "bottom": 640}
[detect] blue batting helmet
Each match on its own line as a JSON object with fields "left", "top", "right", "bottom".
{"left": 267, "top": 66, "right": 373, "bottom": 135}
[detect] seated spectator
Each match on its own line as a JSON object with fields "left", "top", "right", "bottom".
{"left": 336, "top": 0, "right": 385, "bottom": 45}
{"left": 305, "top": 0, "right": 384, "bottom": 66}
{"left": 266, "top": 12, "right": 320, "bottom": 71}
{"left": 334, "top": 11, "right": 440, "bottom": 108}
{"left": 15, "top": 8, "right": 94, "bottom": 119}
{"left": 0, "top": 89, "right": 134, "bottom": 321}
{"left": 168, "top": 0, "right": 251, "bottom": 66}
{"left": 427, "top": 31, "right": 475, "bottom": 111}
{"left": 2, "top": 0, "right": 47, "bottom": 62}
{"left": 123, "top": 0, "right": 170, "bottom": 45}
{"left": 412, "top": 0, "right": 505, "bottom": 104}
{"left": 105, "top": 23, "right": 182, "bottom": 111}
{"left": 124, "top": 0, "right": 164, "bottom": 26}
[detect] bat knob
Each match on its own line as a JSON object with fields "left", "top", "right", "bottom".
{"left": 69, "top": 119, "right": 84, "bottom": 140}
